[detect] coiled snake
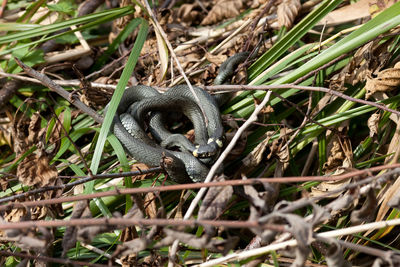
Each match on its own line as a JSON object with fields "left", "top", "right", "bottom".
{"left": 110, "top": 52, "right": 250, "bottom": 183}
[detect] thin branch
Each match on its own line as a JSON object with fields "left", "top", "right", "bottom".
{"left": 336, "top": 239, "right": 399, "bottom": 260}
{"left": 0, "top": 70, "right": 118, "bottom": 90}
{"left": 0, "top": 217, "right": 285, "bottom": 232}
{"left": 204, "top": 84, "right": 400, "bottom": 116}
{"left": 0, "top": 250, "right": 113, "bottom": 267}
{"left": 261, "top": 166, "right": 400, "bottom": 219}
{"left": 14, "top": 57, "right": 103, "bottom": 123}
{"left": 0, "top": 167, "right": 163, "bottom": 204}
{"left": 293, "top": 53, "right": 348, "bottom": 85}
{"left": 197, "top": 218, "right": 400, "bottom": 267}
{"left": 1, "top": 163, "right": 400, "bottom": 210}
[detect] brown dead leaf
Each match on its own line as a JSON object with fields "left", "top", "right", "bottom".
{"left": 277, "top": 0, "right": 301, "bottom": 29}
{"left": 365, "top": 62, "right": 400, "bottom": 99}
{"left": 131, "top": 163, "right": 157, "bottom": 181}
{"left": 144, "top": 192, "right": 157, "bottom": 219}
{"left": 201, "top": 0, "right": 243, "bottom": 25}
{"left": 121, "top": 254, "right": 138, "bottom": 267}
{"left": 120, "top": 225, "right": 138, "bottom": 243}
{"left": 377, "top": 165, "right": 400, "bottom": 219}
{"left": 177, "top": 3, "right": 203, "bottom": 25}
{"left": 153, "top": 26, "right": 168, "bottom": 83}
{"left": 388, "top": 186, "right": 400, "bottom": 209}
{"left": 318, "top": 237, "right": 352, "bottom": 267}
{"left": 176, "top": 52, "right": 202, "bottom": 70}
{"left": 199, "top": 175, "right": 233, "bottom": 235}
{"left": 205, "top": 52, "right": 228, "bottom": 66}
{"left": 4, "top": 207, "right": 26, "bottom": 223}
{"left": 268, "top": 128, "right": 292, "bottom": 162}
{"left": 326, "top": 193, "right": 356, "bottom": 214}
{"left": 157, "top": 228, "right": 239, "bottom": 254}
{"left": 310, "top": 178, "right": 352, "bottom": 198}
{"left": 0, "top": 178, "right": 9, "bottom": 191}
{"left": 12, "top": 110, "right": 63, "bottom": 187}
{"left": 368, "top": 113, "right": 380, "bottom": 137}
{"left": 262, "top": 212, "right": 314, "bottom": 266}
{"left": 324, "top": 140, "right": 344, "bottom": 172}
{"left": 318, "top": 0, "right": 370, "bottom": 25}
{"left": 311, "top": 131, "right": 353, "bottom": 198}
{"left": 369, "top": 0, "right": 398, "bottom": 17}
{"left": 323, "top": 130, "right": 353, "bottom": 174}
{"left": 62, "top": 201, "right": 91, "bottom": 257}
{"left": 80, "top": 80, "right": 113, "bottom": 109}
{"left": 250, "top": 0, "right": 269, "bottom": 8}
{"left": 241, "top": 131, "right": 274, "bottom": 174}
{"left": 17, "top": 153, "right": 58, "bottom": 187}
{"left": 243, "top": 181, "right": 276, "bottom": 213}
{"left": 2, "top": 211, "right": 53, "bottom": 253}
{"left": 318, "top": 0, "right": 397, "bottom": 25}
{"left": 108, "top": 0, "right": 135, "bottom": 43}
{"left": 351, "top": 188, "right": 377, "bottom": 224}
{"left": 330, "top": 37, "right": 394, "bottom": 91}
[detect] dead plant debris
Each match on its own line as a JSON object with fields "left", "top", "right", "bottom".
{"left": 1, "top": 1, "right": 400, "bottom": 267}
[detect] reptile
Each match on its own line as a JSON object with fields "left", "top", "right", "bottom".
{"left": 139, "top": 51, "right": 251, "bottom": 158}
{"left": 111, "top": 85, "right": 209, "bottom": 183}
{"left": 111, "top": 52, "right": 251, "bottom": 182}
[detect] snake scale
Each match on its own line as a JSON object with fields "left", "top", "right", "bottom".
{"left": 111, "top": 52, "right": 250, "bottom": 183}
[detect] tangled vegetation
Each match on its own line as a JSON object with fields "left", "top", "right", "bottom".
{"left": 1, "top": 0, "right": 400, "bottom": 266}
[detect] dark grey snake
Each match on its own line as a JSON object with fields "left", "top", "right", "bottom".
{"left": 110, "top": 52, "right": 250, "bottom": 183}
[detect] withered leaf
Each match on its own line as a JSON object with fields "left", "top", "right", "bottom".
{"left": 351, "top": 188, "right": 377, "bottom": 225}
{"left": 3, "top": 212, "right": 52, "bottom": 253}
{"left": 323, "top": 132, "right": 353, "bottom": 174}
{"left": 241, "top": 131, "right": 275, "bottom": 176}
{"left": 77, "top": 219, "right": 117, "bottom": 244}
{"left": 365, "top": 62, "right": 400, "bottom": 99}
{"left": 388, "top": 187, "right": 400, "bottom": 209}
{"left": 157, "top": 228, "right": 239, "bottom": 255}
{"left": 201, "top": 0, "right": 243, "bottom": 25}
{"left": 199, "top": 175, "right": 233, "bottom": 221}
{"left": 205, "top": 52, "right": 227, "bottom": 66}
{"left": 177, "top": 3, "right": 202, "bottom": 24}
{"left": 62, "top": 201, "right": 91, "bottom": 257}
{"left": 117, "top": 238, "right": 149, "bottom": 257}
{"left": 310, "top": 178, "right": 351, "bottom": 198}
{"left": 144, "top": 192, "right": 158, "bottom": 219}
{"left": 17, "top": 153, "right": 58, "bottom": 187}
{"left": 368, "top": 113, "right": 380, "bottom": 137}
{"left": 316, "top": 237, "right": 351, "bottom": 267}
{"left": 326, "top": 193, "right": 356, "bottom": 214}
{"left": 242, "top": 182, "right": 274, "bottom": 213}
{"left": 264, "top": 212, "right": 312, "bottom": 267}
{"left": 199, "top": 175, "right": 233, "bottom": 235}
{"left": 277, "top": 0, "right": 301, "bottom": 29}
{"left": 330, "top": 37, "right": 394, "bottom": 91}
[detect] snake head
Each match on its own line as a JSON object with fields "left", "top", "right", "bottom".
{"left": 192, "top": 137, "right": 224, "bottom": 158}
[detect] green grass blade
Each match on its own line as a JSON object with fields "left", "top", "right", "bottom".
{"left": 0, "top": 6, "right": 134, "bottom": 45}
{"left": 93, "top": 17, "right": 142, "bottom": 70}
{"left": 248, "top": 0, "right": 343, "bottom": 82}
{"left": 107, "top": 135, "right": 133, "bottom": 212}
{"left": 274, "top": 2, "right": 400, "bottom": 85}
{"left": 86, "top": 18, "right": 148, "bottom": 194}
{"left": 0, "top": 23, "right": 41, "bottom": 31}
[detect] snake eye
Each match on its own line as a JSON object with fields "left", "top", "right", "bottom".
{"left": 216, "top": 139, "right": 223, "bottom": 148}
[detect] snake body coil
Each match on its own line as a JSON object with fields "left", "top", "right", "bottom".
{"left": 111, "top": 52, "right": 251, "bottom": 182}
